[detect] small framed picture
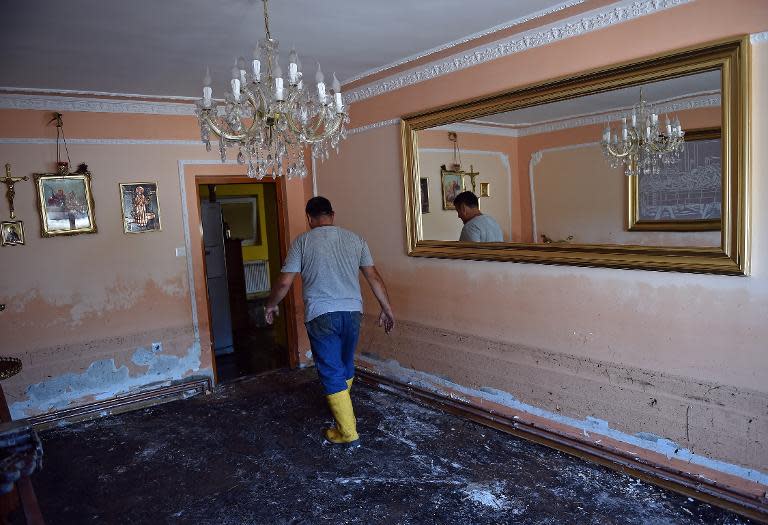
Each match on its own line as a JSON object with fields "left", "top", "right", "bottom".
{"left": 34, "top": 171, "right": 97, "bottom": 237}
{"left": 120, "top": 182, "right": 162, "bottom": 233}
{"left": 479, "top": 182, "right": 491, "bottom": 198}
{"left": 440, "top": 169, "right": 464, "bottom": 210}
{"left": 1, "top": 220, "right": 24, "bottom": 246}
{"left": 419, "top": 177, "right": 430, "bottom": 214}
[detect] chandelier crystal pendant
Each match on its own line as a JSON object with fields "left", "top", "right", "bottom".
{"left": 600, "top": 89, "right": 685, "bottom": 177}
{"left": 195, "top": 0, "right": 349, "bottom": 180}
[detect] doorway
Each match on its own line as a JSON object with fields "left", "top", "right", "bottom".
{"left": 198, "top": 181, "right": 290, "bottom": 382}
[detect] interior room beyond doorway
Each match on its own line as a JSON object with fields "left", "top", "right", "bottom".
{"left": 198, "top": 182, "right": 289, "bottom": 382}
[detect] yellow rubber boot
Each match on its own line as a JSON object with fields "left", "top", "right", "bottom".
{"left": 346, "top": 378, "right": 354, "bottom": 390}
{"left": 324, "top": 389, "right": 360, "bottom": 447}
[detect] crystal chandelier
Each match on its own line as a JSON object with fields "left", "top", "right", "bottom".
{"left": 196, "top": 0, "right": 349, "bottom": 179}
{"left": 600, "top": 89, "right": 685, "bottom": 177}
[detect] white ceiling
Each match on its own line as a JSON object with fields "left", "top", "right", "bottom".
{"left": 0, "top": 0, "right": 573, "bottom": 98}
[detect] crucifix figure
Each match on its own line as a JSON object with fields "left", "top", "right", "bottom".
{"left": 464, "top": 164, "right": 480, "bottom": 194}
{"left": 2, "top": 164, "right": 29, "bottom": 220}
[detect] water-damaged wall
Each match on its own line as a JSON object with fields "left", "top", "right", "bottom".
{"left": 0, "top": 109, "right": 310, "bottom": 418}
{"left": 317, "top": 0, "right": 768, "bottom": 482}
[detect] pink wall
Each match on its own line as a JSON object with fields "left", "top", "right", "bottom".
{"left": 0, "top": 108, "right": 312, "bottom": 418}
{"left": 318, "top": 0, "right": 768, "bottom": 477}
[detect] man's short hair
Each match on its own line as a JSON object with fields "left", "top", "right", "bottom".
{"left": 453, "top": 191, "right": 479, "bottom": 209}
{"left": 305, "top": 196, "right": 334, "bottom": 217}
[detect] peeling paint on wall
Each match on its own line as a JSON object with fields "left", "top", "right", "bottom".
{"left": 359, "top": 354, "right": 768, "bottom": 487}
{"left": 10, "top": 342, "right": 205, "bottom": 419}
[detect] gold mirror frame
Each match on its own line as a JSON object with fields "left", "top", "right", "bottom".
{"left": 402, "top": 37, "right": 750, "bottom": 276}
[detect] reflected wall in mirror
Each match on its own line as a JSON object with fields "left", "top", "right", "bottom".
{"left": 403, "top": 38, "right": 749, "bottom": 275}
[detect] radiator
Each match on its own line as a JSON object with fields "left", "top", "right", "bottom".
{"left": 243, "top": 260, "right": 270, "bottom": 294}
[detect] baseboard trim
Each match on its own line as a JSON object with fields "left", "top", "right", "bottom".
{"left": 23, "top": 376, "right": 213, "bottom": 431}
{"left": 355, "top": 368, "right": 768, "bottom": 523}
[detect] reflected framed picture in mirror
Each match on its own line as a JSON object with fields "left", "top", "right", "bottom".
{"left": 440, "top": 170, "right": 464, "bottom": 210}
{"left": 479, "top": 182, "right": 490, "bottom": 198}
{"left": 628, "top": 128, "right": 721, "bottom": 231}
{"left": 420, "top": 177, "right": 430, "bottom": 214}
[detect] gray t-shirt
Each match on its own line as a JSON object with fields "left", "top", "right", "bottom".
{"left": 281, "top": 226, "right": 374, "bottom": 322}
{"left": 459, "top": 214, "right": 504, "bottom": 242}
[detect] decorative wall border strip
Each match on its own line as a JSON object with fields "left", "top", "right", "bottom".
{"left": 348, "top": 118, "right": 401, "bottom": 135}
{"left": 344, "top": 0, "right": 693, "bottom": 105}
{"left": 0, "top": 138, "right": 202, "bottom": 145}
{"left": 0, "top": 94, "right": 197, "bottom": 115}
{"left": 0, "top": 86, "right": 200, "bottom": 101}
{"left": 344, "top": 0, "right": 585, "bottom": 85}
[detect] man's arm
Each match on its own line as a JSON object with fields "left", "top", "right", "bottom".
{"left": 264, "top": 272, "right": 297, "bottom": 325}
{"left": 360, "top": 266, "right": 395, "bottom": 333}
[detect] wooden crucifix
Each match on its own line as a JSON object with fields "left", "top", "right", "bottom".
{"left": 2, "top": 164, "right": 29, "bottom": 220}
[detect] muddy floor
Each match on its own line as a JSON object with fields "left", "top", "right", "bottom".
{"left": 27, "top": 368, "right": 754, "bottom": 524}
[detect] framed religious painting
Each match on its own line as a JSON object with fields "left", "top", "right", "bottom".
{"left": 440, "top": 169, "right": 464, "bottom": 210}
{"left": 34, "top": 170, "right": 97, "bottom": 237}
{"left": 1, "top": 220, "right": 25, "bottom": 246}
{"left": 119, "top": 182, "right": 162, "bottom": 233}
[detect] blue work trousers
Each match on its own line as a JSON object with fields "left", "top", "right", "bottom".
{"left": 305, "top": 311, "right": 362, "bottom": 395}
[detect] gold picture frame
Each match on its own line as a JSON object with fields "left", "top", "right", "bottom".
{"left": 402, "top": 37, "right": 750, "bottom": 275}
{"left": 34, "top": 170, "right": 97, "bottom": 237}
{"left": 627, "top": 128, "right": 722, "bottom": 232}
{"left": 479, "top": 182, "right": 491, "bottom": 198}
{"left": 440, "top": 169, "right": 464, "bottom": 210}
{"left": 1, "top": 220, "right": 24, "bottom": 246}
{"left": 119, "top": 182, "right": 162, "bottom": 234}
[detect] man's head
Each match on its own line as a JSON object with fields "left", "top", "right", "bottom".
{"left": 453, "top": 191, "right": 481, "bottom": 224}
{"left": 305, "top": 196, "right": 335, "bottom": 228}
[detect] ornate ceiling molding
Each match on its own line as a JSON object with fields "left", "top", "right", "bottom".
{"left": 344, "top": 0, "right": 693, "bottom": 105}
{"left": 343, "top": 0, "right": 585, "bottom": 85}
{"left": 0, "top": 94, "right": 197, "bottom": 115}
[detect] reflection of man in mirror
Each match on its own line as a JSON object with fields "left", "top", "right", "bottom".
{"left": 454, "top": 191, "right": 504, "bottom": 243}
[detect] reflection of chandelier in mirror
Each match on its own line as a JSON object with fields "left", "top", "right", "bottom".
{"left": 447, "top": 132, "right": 480, "bottom": 192}
{"left": 600, "top": 89, "right": 685, "bottom": 177}
{"left": 196, "top": 0, "right": 349, "bottom": 180}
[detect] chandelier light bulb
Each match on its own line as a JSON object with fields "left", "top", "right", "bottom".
{"left": 202, "top": 67, "right": 212, "bottom": 108}
{"left": 288, "top": 48, "right": 299, "bottom": 84}
{"left": 332, "top": 73, "right": 343, "bottom": 112}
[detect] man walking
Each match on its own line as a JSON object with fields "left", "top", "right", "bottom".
{"left": 265, "top": 196, "right": 395, "bottom": 447}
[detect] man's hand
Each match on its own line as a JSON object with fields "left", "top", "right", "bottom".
{"left": 265, "top": 304, "right": 279, "bottom": 325}
{"left": 263, "top": 272, "right": 296, "bottom": 326}
{"left": 378, "top": 308, "right": 395, "bottom": 334}
{"left": 361, "top": 266, "right": 395, "bottom": 335}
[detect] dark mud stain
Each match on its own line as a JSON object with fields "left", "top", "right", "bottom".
{"left": 27, "top": 368, "right": 754, "bottom": 524}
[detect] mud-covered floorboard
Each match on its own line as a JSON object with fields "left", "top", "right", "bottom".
{"left": 28, "top": 368, "right": 754, "bottom": 524}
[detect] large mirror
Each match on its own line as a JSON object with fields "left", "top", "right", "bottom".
{"left": 402, "top": 38, "right": 749, "bottom": 275}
